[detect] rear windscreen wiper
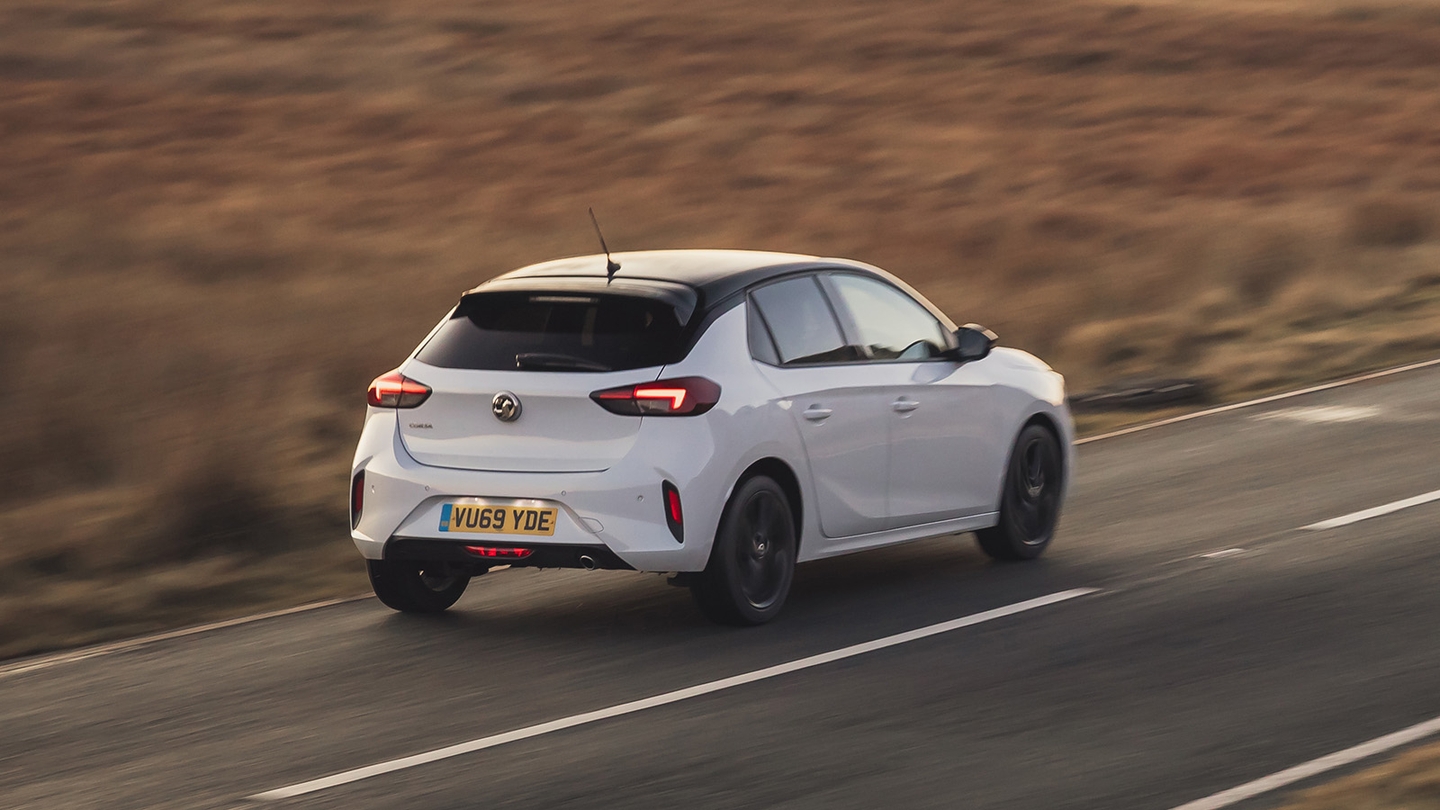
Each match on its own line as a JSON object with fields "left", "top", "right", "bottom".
{"left": 514, "top": 353, "right": 613, "bottom": 372}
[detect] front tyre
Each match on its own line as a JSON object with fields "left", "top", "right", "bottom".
{"left": 976, "top": 423, "right": 1064, "bottom": 561}
{"left": 367, "top": 559, "right": 470, "bottom": 613}
{"left": 692, "top": 476, "right": 797, "bottom": 626}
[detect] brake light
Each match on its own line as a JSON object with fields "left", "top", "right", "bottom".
{"left": 350, "top": 470, "right": 365, "bottom": 529}
{"left": 464, "top": 546, "right": 534, "bottom": 560}
{"left": 662, "top": 481, "right": 684, "bottom": 543}
{"left": 637, "top": 387, "right": 688, "bottom": 410}
{"left": 367, "top": 370, "right": 431, "bottom": 408}
{"left": 590, "top": 377, "right": 721, "bottom": 416}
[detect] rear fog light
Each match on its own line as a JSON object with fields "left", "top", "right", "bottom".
{"left": 464, "top": 546, "right": 535, "bottom": 560}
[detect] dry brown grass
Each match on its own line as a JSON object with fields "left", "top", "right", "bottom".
{"left": 2, "top": 0, "right": 1440, "bottom": 659}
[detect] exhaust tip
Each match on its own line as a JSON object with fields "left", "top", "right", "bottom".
{"left": 579, "top": 554, "right": 597, "bottom": 570}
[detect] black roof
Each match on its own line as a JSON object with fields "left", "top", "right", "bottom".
{"left": 472, "top": 249, "right": 958, "bottom": 331}
{"left": 479, "top": 249, "right": 881, "bottom": 303}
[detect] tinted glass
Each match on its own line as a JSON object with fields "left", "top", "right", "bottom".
{"left": 747, "top": 301, "right": 780, "bottom": 365}
{"left": 827, "top": 274, "right": 948, "bottom": 361}
{"left": 749, "top": 277, "right": 849, "bottom": 365}
{"left": 416, "top": 292, "right": 684, "bottom": 372}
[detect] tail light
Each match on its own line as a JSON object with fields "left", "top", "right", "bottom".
{"left": 590, "top": 377, "right": 721, "bottom": 416}
{"left": 367, "top": 370, "right": 431, "bottom": 408}
{"left": 662, "top": 481, "right": 683, "bottom": 543}
{"left": 350, "top": 470, "right": 365, "bottom": 529}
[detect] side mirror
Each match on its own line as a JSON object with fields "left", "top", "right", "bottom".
{"left": 952, "top": 324, "right": 997, "bottom": 362}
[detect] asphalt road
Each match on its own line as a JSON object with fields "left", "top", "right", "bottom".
{"left": 4, "top": 366, "right": 1440, "bottom": 810}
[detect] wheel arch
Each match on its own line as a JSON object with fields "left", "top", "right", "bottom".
{"left": 1019, "top": 410, "right": 1068, "bottom": 480}
{"left": 734, "top": 457, "right": 804, "bottom": 553}
{"left": 986, "top": 409, "right": 1070, "bottom": 512}
{"left": 1022, "top": 411, "right": 1063, "bottom": 449}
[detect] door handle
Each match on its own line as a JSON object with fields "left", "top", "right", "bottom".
{"left": 892, "top": 398, "right": 919, "bottom": 413}
{"left": 803, "top": 406, "right": 833, "bottom": 422}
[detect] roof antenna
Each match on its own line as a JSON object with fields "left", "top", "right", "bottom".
{"left": 588, "top": 207, "right": 621, "bottom": 281}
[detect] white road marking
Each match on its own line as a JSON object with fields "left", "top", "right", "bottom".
{"left": 1076, "top": 356, "right": 1440, "bottom": 445}
{"left": 1256, "top": 405, "right": 1382, "bottom": 424}
{"left": 1197, "top": 548, "right": 1247, "bottom": 560}
{"left": 0, "top": 595, "right": 371, "bottom": 681}
{"left": 1167, "top": 713, "right": 1440, "bottom": 810}
{"left": 248, "top": 588, "right": 1100, "bottom": 801}
{"left": 1301, "top": 489, "right": 1440, "bottom": 531}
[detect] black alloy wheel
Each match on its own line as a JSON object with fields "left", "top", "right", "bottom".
{"left": 975, "top": 423, "right": 1064, "bottom": 561}
{"left": 692, "top": 476, "right": 797, "bottom": 625}
{"left": 367, "top": 559, "right": 470, "bottom": 613}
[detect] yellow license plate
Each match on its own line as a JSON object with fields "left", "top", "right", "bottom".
{"left": 440, "top": 504, "right": 557, "bottom": 536}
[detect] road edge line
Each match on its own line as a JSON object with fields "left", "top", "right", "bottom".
{"left": 1076, "top": 356, "right": 1440, "bottom": 445}
{"left": 0, "top": 594, "right": 372, "bottom": 681}
{"left": 1168, "top": 714, "right": 1440, "bottom": 810}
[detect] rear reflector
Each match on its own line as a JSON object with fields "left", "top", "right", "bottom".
{"left": 661, "top": 481, "right": 683, "bottom": 543}
{"left": 367, "top": 370, "right": 431, "bottom": 409}
{"left": 350, "top": 470, "right": 365, "bottom": 529}
{"left": 590, "top": 376, "right": 721, "bottom": 416}
{"left": 464, "top": 546, "right": 535, "bottom": 559}
{"left": 666, "top": 489, "right": 682, "bottom": 523}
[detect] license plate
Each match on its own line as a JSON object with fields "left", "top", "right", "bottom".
{"left": 439, "top": 504, "right": 557, "bottom": 536}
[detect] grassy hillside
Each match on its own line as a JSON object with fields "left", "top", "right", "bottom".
{"left": 2, "top": 0, "right": 1440, "bottom": 658}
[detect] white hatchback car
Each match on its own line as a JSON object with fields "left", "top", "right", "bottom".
{"left": 351, "top": 250, "right": 1072, "bottom": 624}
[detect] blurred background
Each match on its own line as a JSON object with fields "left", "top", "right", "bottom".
{"left": 2, "top": 0, "right": 1439, "bottom": 659}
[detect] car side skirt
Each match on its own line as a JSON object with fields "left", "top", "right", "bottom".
{"left": 799, "top": 512, "right": 999, "bottom": 562}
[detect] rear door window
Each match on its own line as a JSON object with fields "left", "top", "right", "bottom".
{"left": 748, "top": 276, "right": 852, "bottom": 365}
{"left": 416, "top": 292, "right": 685, "bottom": 372}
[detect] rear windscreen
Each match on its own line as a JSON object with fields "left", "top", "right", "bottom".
{"left": 415, "top": 292, "right": 686, "bottom": 372}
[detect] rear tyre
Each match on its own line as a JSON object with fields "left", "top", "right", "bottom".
{"left": 367, "top": 559, "right": 470, "bottom": 613}
{"left": 692, "top": 476, "right": 797, "bottom": 626}
{"left": 976, "top": 423, "right": 1064, "bottom": 561}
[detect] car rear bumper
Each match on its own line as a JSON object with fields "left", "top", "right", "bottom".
{"left": 350, "top": 409, "right": 725, "bottom": 572}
